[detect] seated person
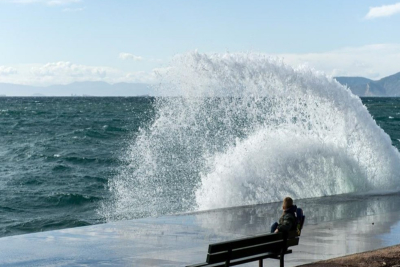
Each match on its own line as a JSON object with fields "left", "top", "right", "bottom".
{"left": 271, "top": 197, "right": 297, "bottom": 233}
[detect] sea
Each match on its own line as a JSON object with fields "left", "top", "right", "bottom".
{"left": 1, "top": 53, "right": 400, "bottom": 238}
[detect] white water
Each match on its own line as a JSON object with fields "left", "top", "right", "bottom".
{"left": 103, "top": 52, "right": 400, "bottom": 221}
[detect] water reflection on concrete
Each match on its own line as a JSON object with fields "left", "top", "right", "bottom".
{"left": 194, "top": 193, "right": 400, "bottom": 266}
{"left": 0, "top": 193, "right": 399, "bottom": 266}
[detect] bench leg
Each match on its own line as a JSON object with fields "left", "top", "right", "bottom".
{"left": 280, "top": 254, "right": 284, "bottom": 267}
{"left": 259, "top": 259, "right": 263, "bottom": 267}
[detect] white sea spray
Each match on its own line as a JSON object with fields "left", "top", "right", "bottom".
{"left": 102, "top": 52, "right": 400, "bottom": 221}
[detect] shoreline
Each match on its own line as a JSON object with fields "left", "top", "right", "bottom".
{"left": 297, "top": 244, "right": 400, "bottom": 267}
{"left": 1, "top": 195, "right": 400, "bottom": 266}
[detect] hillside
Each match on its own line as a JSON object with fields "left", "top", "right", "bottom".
{"left": 335, "top": 72, "right": 400, "bottom": 97}
{"left": 0, "top": 82, "right": 153, "bottom": 97}
{"left": 2, "top": 73, "right": 400, "bottom": 97}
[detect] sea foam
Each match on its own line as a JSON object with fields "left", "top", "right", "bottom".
{"left": 103, "top": 52, "right": 400, "bottom": 220}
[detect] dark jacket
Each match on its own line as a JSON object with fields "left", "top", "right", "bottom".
{"left": 277, "top": 205, "right": 297, "bottom": 232}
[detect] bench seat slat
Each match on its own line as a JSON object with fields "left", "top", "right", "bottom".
{"left": 221, "top": 249, "right": 293, "bottom": 267}
{"left": 208, "top": 231, "right": 297, "bottom": 254}
{"left": 187, "top": 250, "right": 293, "bottom": 267}
{"left": 207, "top": 238, "right": 299, "bottom": 264}
{"left": 185, "top": 263, "right": 209, "bottom": 267}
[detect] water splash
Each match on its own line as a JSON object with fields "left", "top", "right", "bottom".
{"left": 102, "top": 52, "right": 400, "bottom": 221}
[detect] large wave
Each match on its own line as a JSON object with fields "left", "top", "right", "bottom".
{"left": 102, "top": 52, "right": 400, "bottom": 221}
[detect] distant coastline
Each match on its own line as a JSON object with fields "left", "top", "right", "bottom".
{"left": 335, "top": 71, "right": 400, "bottom": 97}
{"left": 1, "top": 71, "right": 400, "bottom": 97}
{"left": 0, "top": 81, "right": 153, "bottom": 97}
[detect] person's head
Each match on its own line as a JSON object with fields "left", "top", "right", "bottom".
{"left": 282, "top": 197, "right": 293, "bottom": 211}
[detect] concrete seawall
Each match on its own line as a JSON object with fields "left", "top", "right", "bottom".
{"left": 1, "top": 193, "right": 400, "bottom": 266}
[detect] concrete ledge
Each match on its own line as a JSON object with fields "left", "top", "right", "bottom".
{"left": 0, "top": 193, "right": 400, "bottom": 266}
{"left": 297, "top": 244, "right": 400, "bottom": 267}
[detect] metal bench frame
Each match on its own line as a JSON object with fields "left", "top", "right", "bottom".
{"left": 187, "top": 215, "right": 305, "bottom": 267}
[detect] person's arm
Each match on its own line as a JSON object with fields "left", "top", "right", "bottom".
{"left": 277, "top": 214, "right": 294, "bottom": 232}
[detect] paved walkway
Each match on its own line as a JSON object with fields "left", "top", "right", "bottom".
{"left": 298, "top": 244, "right": 400, "bottom": 267}
{"left": 0, "top": 193, "right": 400, "bottom": 266}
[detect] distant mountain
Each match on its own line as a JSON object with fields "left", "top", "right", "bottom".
{"left": 3, "top": 74, "right": 400, "bottom": 97}
{"left": 335, "top": 72, "right": 400, "bottom": 97}
{"left": 0, "top": 81, "right": 154, "bottom": 97}
{"left": 378, "top": 72, "right": 400, "bottom": 96}
{"left": 0, "top": 83, "right": 40, "bottom": 97}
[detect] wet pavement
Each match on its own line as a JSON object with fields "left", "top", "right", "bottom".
{"left": 0, "top": 193, "right": 400, "bottom": 266}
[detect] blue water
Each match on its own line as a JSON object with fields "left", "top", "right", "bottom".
{"left": 0, "top": 97, "right": 154, "bottom": 237}
{"left": 0, "top": 96, "right": 399, "bottom": 237}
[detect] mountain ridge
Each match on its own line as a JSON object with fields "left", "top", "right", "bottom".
{"left": 335, "top": 72, "right": 400, "bottom": 97}
{"left": 0, "top": 81, "right": 153, "bottom": 97}
{"left": 1, "top": 72, "right": 400, "bottom": 97}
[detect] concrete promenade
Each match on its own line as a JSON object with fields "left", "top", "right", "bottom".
{"left": 0, "top": 193, "right": 400, "bottom": 266}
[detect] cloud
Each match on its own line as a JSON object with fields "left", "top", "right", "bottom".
{"left": 277, "top": 44, "right": 400, "bottom": 79}
{"left": 119, "top": 53, "right": 143, "bottom": 61}
{"left": 0, "top": 62, "right": 157, "bottom": 86}
{"left": 365, "top": 2, "right": 400, "bottom": 19}
{"left": 31, "top": 61, "right": 107, "bottom": 78}
{"left": 2, "top": 44, "right": 400, "bottom": 86}
{"left": 0, "top": 66, "right": 17, "bottom": 76}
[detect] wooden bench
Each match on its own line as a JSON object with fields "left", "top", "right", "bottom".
{"left": 186, "top": 230, "right": 300, "bottom": 267}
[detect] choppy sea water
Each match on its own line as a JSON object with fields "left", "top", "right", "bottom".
{"left": 0, "top": 96, "right": 399, "bottom": 238}
{"left": 0, "top": 97, "right": 154, "bottom": 237}
{"left": 1, "top": 53, "right": 400, "bottom": 238}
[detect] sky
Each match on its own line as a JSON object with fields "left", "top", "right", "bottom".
{"left": 1, "top": 0, "right": 400, "bottom": 88}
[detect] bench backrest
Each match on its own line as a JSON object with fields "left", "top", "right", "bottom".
{"left": 206, "top": 231, "right": 299, "bottom": 264}
{"left": 296, "top": 208, "right": 306, "bottom": 236}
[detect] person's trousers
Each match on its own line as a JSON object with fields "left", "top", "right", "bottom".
{"left": 270, "top": 222, "right": 278, "bottom": 233}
